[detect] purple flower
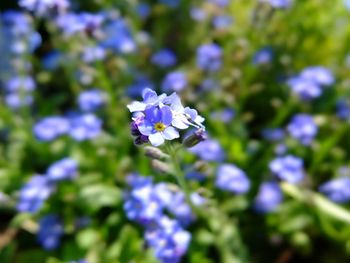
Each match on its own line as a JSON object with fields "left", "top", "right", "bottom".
{"left": 138, "top": 106, "right": 179, "bottom": 146}
{"left": 68, "top": 114, "right": 102, "bottom": 141}
{"left": 159, "top": 0, "right": 180, "bottom": 8}
{"left": 56, "top": 13, "right": 104, "bottom": 36}
{"left": 197, "top": 44, "right": 222, "bottom": 72}
{"left": 190, "top": 8, "right": 208, "bottom": 21}
{"left": 161, "top": 71, "right": 187, "bottom": 92}
{"left": 287, "top": 114, "right": 317, "bottom": 145}
{"left": 33, "top": 116, "right": 70, "bottom": 141}
{"left": 253, "top": 47, "right": 274, "bottom": 65}
{"left": 17, "top": 175, "right": 54, "bottom": 213}
{"left": 216, "top": 164, "right": 250, "bottom": 194}
{"left": 47, "top": 158, "right": 78, "bottom": 181}
{"left": 151, "top": 49, "right": 177, "bottom": 68}
{"left": 37, "top": 214, "right": 64, "bottom": 250}
{"left": 210, "top": 108, "right": 235, "bottom": 123}
{"left": 269, "top": 155, "right": 304, "bottom": 184}
{"left": 300, "top": 66, "right": 334, "bottom": 86}
{"left": 189, "top": 139, "right": 225, "bottom": 162}
{"left": 254, "top": 182, "right": 283, "bottom": 213}
{"left": 319, "top": 177, "right": 350, "bottom": 203}
{"left": 78, "top": 89, "right": 106, "bottom": 112}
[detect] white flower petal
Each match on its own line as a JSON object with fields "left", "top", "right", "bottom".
{"left": 127, "top": 101, "right": 147, "bottom": 112}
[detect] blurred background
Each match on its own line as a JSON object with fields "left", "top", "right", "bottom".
{"left": 1, "top": 0, "right": 350, "bottom": 262}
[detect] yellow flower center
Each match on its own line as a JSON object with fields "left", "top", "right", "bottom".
{"left": 154, "top": 122, "right": 166, "bottom": 132}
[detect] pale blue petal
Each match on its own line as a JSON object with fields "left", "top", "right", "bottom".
{"left": 162, "top": 126, "right": 179, "bottom": 140}
{"left": 127, "top": 101, "right": 147, "bottom": 112}
{"left": 149, "top": 132, "right": 165, "bottom": 146}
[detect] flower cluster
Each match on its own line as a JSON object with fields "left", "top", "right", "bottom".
{"left": 123, "top": 174, "right": 204, "bottom": 262}
{"left": 37, "top": 214, "right": 64, "bottom": 250}
{"left": 287, "top": 114, "right": 318, "bottom": 145}
{"left": 269, "top": 155, "right": 304, "bottom": 184}
{"left": 287, "top": 66, "right": 334, "bottom": 100}
{"left": 319, "top": 177, "right": 350, "bottom": 203}
{"left": 254, "top": 182, "right": 283, "bottom": 213}
{"left": 216, "top": 164, "right": 251, "bottom": 194}
{"left": 127, "top": 88, "right": 205, "bottom": 146}
{"left": 17, "top": 158, "right": 77, "bottom": 213}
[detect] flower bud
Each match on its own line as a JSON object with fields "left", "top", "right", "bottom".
{"left": 134, "top": 135, "right": 149, "bottom": 145}
{"left": 183, "top": 128, "right": 207, "bottom": 148}
{"left": 144, "top": 146, "right": 169, "bottom": 160}
{"left": 151, "top": 159, "right": 172, "bottom": 174}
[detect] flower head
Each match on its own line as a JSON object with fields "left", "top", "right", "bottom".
{"left": 196, "top": 43, "right": 222, "bottom": 72}
{"left": 254, "top": 182, "right": 283, "bottom": 213}
{"left": 287, "top": 114, "right": 317, "bottom": 145}
{"left": 269, "top": 155, "right": 304, "bottom": 184}
{"left": 216, "top": 164, "right": 250, "bottom": 194}
{"left": 37, "top": 214, "right": 64, "bottom": 250}
{"left": 319, "top": 177, "right": 350, "bottom": 203}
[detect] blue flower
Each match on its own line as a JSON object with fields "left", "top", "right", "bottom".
{"left": 336, "top": 99, "right": 350, "bottom": 120}
{"left": 82, "top": 46, "right": 106, "bottom": 63}
{"left": 102, "top": 19, "right": 136, "bottom": 54}
{"left": 145, "top": 216, "right": 191, "bottom": 263}
{"left": 151, "top": 49, "right": 177, "bottom": 68}
{"left": 5, "top": 93, "right": 33, "bottom": 109}
{"left": 56, "top": 13, "right": 105, "bottom": 36}
{"left": 287, "top": 66, "right": 334, "bottom": 100}
{"left": 161, "top": 71, "right": 187, "bottom": 92}
{"left": 33, "top": 116, "right": 70, "bottom": 141}
{"left": 212, "top": 15, "right": 233, "bottom": 29}
{"left": 19, "top": 0, "right": 70, "bottom": 16}
{"left": 196, "top": 43, "right": 222, "bottom": 72}
{"left": 190, "top": 8, "right": 208, "bottom": 21}
{"left": 269, "top": 155, "right": 304, "bottom": 184}
{"left": 208, "top": 0, "right": 230, "bottom": 7}
{"left": 17, "top": 175, "right": 54, "bottom": 213}
{"left": 47, "top": 158, "right": 78, "bottom": 182}
{"left": 210, "top": 108, "right": 235, "bottom": 123}
{"left": 287, "top": 114, "right": 317, "bottom": 145}
{"left": 319, "top": 177, "right": 350, "bottom": 203}
{"left": 159, "top": 0, "right": 180, "bottom": 8}
{"left": 68, "top": 114, "right": 102, "bottom": 141}
{"left": 261, "top": 0, "right": 291, "bottom": 8}
{"left": 138, "top": 105, "right": 179, "bottom": 146}
{"left": 254, "top": 182, "right": 283, "bottom": 213}
{"left": 5, "top": 76, "right": 35, "bottom": 92}
{"left": 262, "top": 128, "right": 285, "bottom": 141}
{"left": 253, "top": 47, "right": 274, "bottom": 65}
{"left": 216, "top": 164, "right": 250, "bottom": 194}
{"left": 189, "top": 139, "right": 225, "bottom": 162}
{"left": 78, "top": 89, "right": 107, "bottom": 112}
{"left": 37, "top": 214, "right": 64, "bottom": 250}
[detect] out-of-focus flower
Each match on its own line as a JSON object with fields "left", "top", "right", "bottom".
{"left": 33, "top": 116, "right": 70, "bottom": 141}
{"left": 212, "top": 15, "right": 233, "bottom": 29}
{"left": 161, "top": 71, "right": 187, "bottom": 92}
{"left": 262, "top": 128, "right": 285, "bottom": 141}
{"left": 216, "top": 164, "right": 250, "bottom": 194}
{"left": 82, "top": 46, "right": 106, "bottom": 63}
{"left": 46, "top": 158, "right": 78, "bottom": 181}
{"left": 37, "top": 214, "right": 64, "bottom": 250}
{"left": 208, "top": 0, "right": 230, "bottom": 7}
{"left": 287, "top": 66, "right": 334, "bottom": 100}
{"left": 5, "top": 76, "right": 35, "bottom": 92}
{"left": 287, "top": 114, "right": 317, "bottom": 145}
{"left": 17, "top": 175, "right": 54, "bottom": 213}
{"left": 102, "top": 19, "right": 136, "bottom": 54}
{"left": 42, "top": 51, "right": 62, "bottom": 70}
{"left": 319, "top": 177, "right": 350, "bottom": 203}
{"left": 197, "top": 43, "right": 222, "bottom": 72}
{"left": 269, "top": 155, "right": 304, "bottom": 184}
{"left": 336, "top": 99, "right": 350, "bottom": 120}
{"left": 151, "top": 49, "right": 177, "bottom": 68}
{"left": 68, "top": 114, "right": 102, "bottom": 141}
{"left": 5, "top": 93, "right": 33, "bottom": 109}
{"left": 145, "top": 216, "right": 191, "bottom": 263}
{"left": 78, "top": 89, "right": 107, "bottom": 112}
{"left": 190, "top": 8, "right": 208, "bottom": 21}
{"left": 56, "top": 13, "right": 105, "bottom": 36}
{"left": 136, "top": 3, "right": 151, "bottom": 19}
{"left": 254, "top": 182, "right": 283, "bottom": 213}
{"left": 210, "top": 108, "right": 235, "bottom": 123}
{"left": 253, "top": 47, "right": 274, "bottom": 65}
{"left": 189, "top": 139, "right": 225, "bottom": 162}
{"left": 19, "top": 0, "right": 70, "bottom": 16}
{"left": 260, "top": 0, "right": 291, "bottom": 8}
